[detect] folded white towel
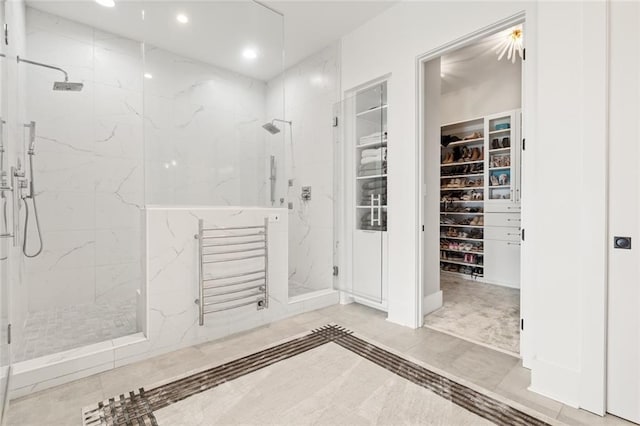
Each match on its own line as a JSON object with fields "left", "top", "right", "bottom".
{"left": 361, "top": 156, "right": 384, "bottom": 165}
{"left": 362, "top": 148, "right": 383, "bottom": 157}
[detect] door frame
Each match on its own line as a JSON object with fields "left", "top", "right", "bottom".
{"left": 414, "top": 12, "right": 531, "bottom": 364}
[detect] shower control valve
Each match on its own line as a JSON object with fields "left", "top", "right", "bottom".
{"left": 301, "top": 186, "right": 311, "bottom": 201}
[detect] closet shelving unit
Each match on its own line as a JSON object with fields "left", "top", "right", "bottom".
{"left": 439, "top": 110, "right": 521, "bottom": 283}
{"left": 439, "top": 116, "right": 486, "bottom": 279}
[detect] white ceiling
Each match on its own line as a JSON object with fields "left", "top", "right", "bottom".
{"left": 26, "top": 0, "right": 397, "bottom": 81}
{"left": 441, "top": 26, "right": 522, "bottom": 94}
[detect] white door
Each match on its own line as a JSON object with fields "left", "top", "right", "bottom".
{"left": 607, "top": 1, "right": 640, "bottom": 423}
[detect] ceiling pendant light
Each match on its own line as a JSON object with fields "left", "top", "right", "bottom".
{"left": 495, "top": 28, "right": 523, "bottom": 63}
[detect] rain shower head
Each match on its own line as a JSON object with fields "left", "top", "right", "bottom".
{"left": 53, "top": 81, "right": 84, "bottom": 91}
{"left": 262, "top": 122, "right": 281, "bottom": 135}
{"left": 18, "top": 56, "right": 83, "bottom": 92}
{"left": 262, "top": 119, "right": 292, "bottom": 135}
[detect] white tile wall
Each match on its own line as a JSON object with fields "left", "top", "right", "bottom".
{"left": 23, "top": 7, "right": 144, "bottom": 313}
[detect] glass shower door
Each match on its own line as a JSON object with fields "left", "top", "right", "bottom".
{"left": 334, "top": 81, "right": 387, "bottom": 304}
{"left": 0, "top": 0, "right": 11, "bottom": 419}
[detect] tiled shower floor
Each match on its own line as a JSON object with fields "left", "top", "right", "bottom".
{"left": 13, "top": 301, "right": 137, "bottom": 362}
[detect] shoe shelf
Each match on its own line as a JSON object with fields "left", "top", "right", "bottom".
{"left": 489, "top": 166, "right": 510, "bottom": 171}
{"left": 441, "top": 160, "right": 483, "bottom": 167}
{"left": 440, "top": 187, "right": 484, "bottom": 191}
{"left": 441, "top": 247, "right": 483, "bottom": 255}
{"left": 440, "top": 224, "right": 483, "bottom": 228}
{"left": 445, "top": 137, "right": 484, "bottom": 147}
{"left": 440, "top": 236, "right": 484, "bottom": 242}
{"left": 489, "top": 147, "right": 510, "bottom": 154}
{"left": 356, "top": 205, "right": 388, "bottom": 209}
{"left": 440, "top": 258, "right": 484, "bottom": 267}
{"left": 440, "top": 211, "right": 484, "bottom": 215}
{"left": 440, "top": 200, "right": 484, "bottom": 203}
{"left": 441, "top": 173, "right": 484, "bottom": 179}
{"left": 488, "top": 129, "right": 511, "bottom": 135}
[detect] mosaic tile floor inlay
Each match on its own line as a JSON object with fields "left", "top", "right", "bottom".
{"left": 83, "top": 325, "right": 552, "bottom": 426}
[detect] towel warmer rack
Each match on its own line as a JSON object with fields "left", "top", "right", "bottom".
{"left": 195, "top": 218, "right": 269, "bottom": 325}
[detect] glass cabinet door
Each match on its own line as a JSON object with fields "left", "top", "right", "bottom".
{"left": 334, "top": 81, "right": 387, "bottom": 304}
{"left": 486, "top": 111, "right": 519, "bottom": 210}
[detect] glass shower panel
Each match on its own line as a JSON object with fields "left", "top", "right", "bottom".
{"left": 0, "top": 1, "right": 11, "bottom": 419}
{"left": 142, "top": 2, "right": 285, "bottom": 207}
{"left": 12, "top": 3, "right": 145, "bottom": 362}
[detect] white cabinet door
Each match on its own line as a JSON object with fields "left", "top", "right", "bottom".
{"left": 485, "top": 110, "right": 521, "bottom": 213}
{"left": 353, "top": 230, "right": 384, "bottom": 301}
{"left": 484, "top": 238, "right": 520, "bottom": 289}
{"left": 607, "top": 1, "right": 640, "bottom": 422}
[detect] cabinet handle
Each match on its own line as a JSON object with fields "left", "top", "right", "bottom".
{"left": 507, "top": 218, "right": 521, "bottom": 222}
{"left": 507, "top": 232, "right": 519, "bottom": 236}
{"left": 507, "top": 242, "right": 521, "bottom": 246}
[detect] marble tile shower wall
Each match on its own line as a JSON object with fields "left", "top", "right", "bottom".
{"left": 143, "top": 46, "right": 270, "bottom": 206}
{"left": 24, "top": 8, "right": 144, "bottom": 312}
{"left": 266, "top": 44, "right": 340, "bottom": 294}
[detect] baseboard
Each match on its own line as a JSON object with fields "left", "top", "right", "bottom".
{"left": 423, "top": 290, "right": 443, "bottom": 315}
{"left": 529, "top": 358, "right": 580, "bottom": 408}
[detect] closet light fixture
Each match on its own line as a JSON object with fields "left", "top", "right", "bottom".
{"left": 176, "top": 13, "right": 189, "bottom": 24}
{"left": 144, "top": 73, "right": 153, "bottom": 79}
{"left": 95, "top": 0, "right": 115, "bottom": 7}
{"left": 495, "top": 28, "right": 523, "bottom": 63}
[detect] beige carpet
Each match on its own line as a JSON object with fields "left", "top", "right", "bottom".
{"left": 425, "top": 274, "right": 520, "bottom": 354}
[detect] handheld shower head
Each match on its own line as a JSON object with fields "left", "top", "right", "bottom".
{"left": 25, "top": 121, "right": 36, "bottom": 154}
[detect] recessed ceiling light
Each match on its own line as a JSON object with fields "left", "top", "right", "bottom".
{"left": 144, "top": 73, "right": 153, "bottom": 79}
{"left": 242, "top": 48, "right": 258, "bottom": 60}
{"left": 176, "top": 13, "right": 189, "bottom": 24}
{"left": 95, "top": 0, "right": 115, "bottom": 7}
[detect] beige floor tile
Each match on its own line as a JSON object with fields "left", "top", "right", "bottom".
{"left": 495, "top": 362, "right": 563, "bottom": 419}
{"left": 557, "top": 406, "right": 637, "bottom": 426}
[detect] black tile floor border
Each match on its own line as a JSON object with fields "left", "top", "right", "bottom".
{"left": 82, "top": 324, "right": 551, "bottom": 426}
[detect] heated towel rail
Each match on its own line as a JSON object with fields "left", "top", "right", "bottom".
{"left": 195, "top": 219, "right": 269, "bottom": 325}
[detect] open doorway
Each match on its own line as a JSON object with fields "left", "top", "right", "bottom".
{"left": 420, "top": 23, "right": 524, "bottom": 356}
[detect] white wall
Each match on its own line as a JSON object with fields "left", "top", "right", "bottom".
{"left": 341, "top": 0, "right": 608, "bottom": 414}
{"left": 440, "top": 57, "right": 521, "bottom": 124}
{"left": 266, "top": 43, "right": 341, "bottom": 295}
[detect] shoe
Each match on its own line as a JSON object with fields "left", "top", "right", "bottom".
{"left": 463, "top": 131, "right": 483, "bottom": 140}
{"left": 492, "top": 138, "right": 500, "bottom": 149}
{"left": 490, "top": 175, "right": 499, "bottom": 186}
{"left": 470, "top": 147, "right": 480, "bottom": 161}
{"left": 501, "top": 137, "right": 510, "bottom": 148}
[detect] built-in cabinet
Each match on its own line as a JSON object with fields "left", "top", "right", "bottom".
{"left": 440, "top": 109, "right": 521, "bottom": 288}
{"left": 347, "top": 80, "right": 389, "bottom": 307}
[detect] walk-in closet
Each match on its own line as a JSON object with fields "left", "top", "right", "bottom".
{"left": 422, "top": 27, "right": 523, "bottom": 355}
